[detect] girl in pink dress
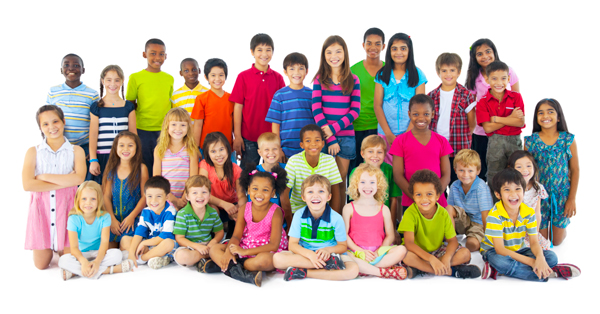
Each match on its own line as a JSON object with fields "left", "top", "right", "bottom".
{"left": 22, "top": 105, "right": 86, "bottom": 269}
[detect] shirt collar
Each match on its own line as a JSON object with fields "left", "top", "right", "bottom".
{"left": 61, "top": 82, "right": 85, "bottom": 90}
{"left": 301, "top": 203, "right": 332, "bottom": 223}
{"left": 39, "top": 137, "right": 71, "bottom": 153}
{"left": 484, "top": 88, "right": 514, "bottom": 103}
{"left": 252, "top": 64, "right": 272, "bottom": 75}
{"left": 494, "top": 200, "right": 528, "bottom": 221}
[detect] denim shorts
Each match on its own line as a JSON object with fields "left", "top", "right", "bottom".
{"left": 323, "top": 136, "right": 356, "bottom": 160}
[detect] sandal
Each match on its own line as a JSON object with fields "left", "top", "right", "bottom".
{"left": 121, "top": 259, "right": 135, "bottom": 273}
{"left": 61, "top": 268, "right": 73, "bottom": 281}
{"left": 380, "top": 266, "right": 407, "bottom": 280}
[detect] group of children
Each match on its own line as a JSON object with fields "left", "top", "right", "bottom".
{"left": 24, "top": 28, "right": 580, "bottom": 285}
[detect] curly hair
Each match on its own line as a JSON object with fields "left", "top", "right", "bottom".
{"left": 239, "top": 163, "right": 288, "bottom": 196}
{"left": 347, "top": 164, "right": 388, "bottom": 204}
{"left": 408, "top": 169, "right": 443, "bottom": 196}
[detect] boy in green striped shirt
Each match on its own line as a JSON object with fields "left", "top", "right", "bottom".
{"left": 173, "top": 175, "right": 224, "bottom": 271}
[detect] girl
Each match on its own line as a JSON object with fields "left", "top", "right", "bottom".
{"left": 153, "top": 107, "right": 199, "bottom": 209}
{"left": 465, "top": 39, "right": 520, "bottom": 182}
{"left": 102, "top": 131, "right": 149, "bottom": 250}
{"left": 507, "top": 150, "right": 551, "bottom": 250}
{"left": 391, "top": 95, "right": 453, "bottom": 210}
{"left": 525, "top": 99, "right": 578, "bottom": 246}
{"left": 343, "top": 164, "right": 408, "bottom": 279}
{"left": 58, "top": 181, "right": 133, "bottom": 280}
{"left": 312, "top": 35, "right": 361, "bottom": 209}
{"left": 209, "top": 164, "right": 288, "bottom": 287}
{"left": 200, "top": 131, "right": 246, "bottom": 237}
{"left": 23, "top": 105, "right": 86, "bottom": 270}
{"left": 88, "top": 65, "right": 137, "bottom": 184}
{"left": 373, "top": 33, "right": 427, "bottom": 165}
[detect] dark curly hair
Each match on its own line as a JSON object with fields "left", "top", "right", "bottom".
{"left": 408, "top": 169, "right": 443, "bottom": 196}
{"left": 239, "top": 163, "right": 288, "bottom": 196}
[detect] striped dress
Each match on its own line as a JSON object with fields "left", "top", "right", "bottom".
{"left": 161, "top": 146, "right": 190, "bottom": 197}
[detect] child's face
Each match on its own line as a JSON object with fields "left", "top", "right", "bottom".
{"left": 102, "top": 70, "right": 123, "bottom": 96}
{"left": 358, "top": 172, "right": 378, "bottom": 199}
{"left": 361, "top": 145, "right": 385, "bottom": 168}
{"left": 455, "top": 163, "right": 480, "bottom": 187}
{"left": 186, "top": 186, "right": 210, "bottom": 210}
{"left": 484, "top": 70, "right": 510, "bottom": 95}
{"left": 248, "top": 177, "right": 276, "bottom": 206}
{"left": 180, "top": 61, "right": 199, "bottom": 86}
{"left": 258, "top": 141, "right": 281, "bottom": 165}
{"left": 408, "top": 103, "right": 432, "bottom": 130}
{"left": 438, "top": 64, "right": 460, "bottom": 89}
{"left": 412, "top": 182, "right": 440, "bottom": 214}
{"left": 208, "top": 141, "right": 228, "bottom": 166}
{"left": 206, "top": 66, "right": 226, "bottom": 90}
{"left": 475, "top": 44, "right": 495, "bottom": 69}
{"left": 513, "top": 157, "right": 534, "bottom": 186}
{"left": 168, "top": 120, "right": 188, "bottom": 141}
{"left": 537, "top": 103, "right": 559, "bottom": 130}
{"left": 302, "top": 183, "right": 331, "bottom": 212}
{"left": 39, "top": 111, "right": 64, "bottom": 140}
{"left": 79, "top": 188, "right": 99, "bottom": 216}
{"left": 390, "top": 40, "right": 409, "bottom": 65}
{"left": 146, "top": 187, "right": 167, "bottom": 213}
{"left": 61, "top": 56, "right": 84, "bottom": 83}
{"left": 299, "top": 130, "right": 325, "bottom": 158}
{"left": 252, "top": 44, "right": 273, "bottom": 69}
{"left": 495, "top": 182, "right": 524, "bottom": 213}
{"left": 325, "top": 43, "right": 345, "bottom": 69}
{"left": 363, "top": 34, "right": 384, "bottom": 60}
{"left": 144, "top": 44, "right": 167, "bottom": 71}
{"left": 284, "top": 63, "right": 307, "bottom": 87}
{"left": 117, "top": 136, "right": 137, "bottom": 162}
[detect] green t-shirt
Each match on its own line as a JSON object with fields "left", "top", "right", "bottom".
{"left": 350, "top": 60, "right": 384, "bottom": 131}
{"left": 349, "top": 162, "right": 401, "bottom": 208}
{"left": 398, "top": 203, "right": 456, "bottom": 252}
{"left": 126, "top": 69, "right": 174, "bottom": 131}
{"left": 173, "top": 203, "right": 223, "bottom": 243}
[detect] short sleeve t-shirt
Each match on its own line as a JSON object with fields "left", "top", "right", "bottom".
{"left": 126, "top": 70, "right": 174, "bottom": 131}
{"left": 67, "top": 214, "right": 111, "bottom": 252}
{"left": 134, "top": 203, "right": 177, "bottom": 240}
{"left": 447, "top": 176, "right": 493, "bottom": 225}
{"left": 349, "top": 162, "right": 401, "bottom": 208}
{"left": 191, "top": 90, "right": 235, "bottom": 148}
{"left": 472, "top": 67, "right": 519, "bottom": 136}
{"left": 389, "top": 131, "right": 453, "bottom": 206}
{"left": 351, "top": 60, "right": 384, "bottom": 131}
{"left": 199, "top": 160, "right": 242, "bottom": 205}
{"left": 288, "top": 204, "right": 347, "bottom": 251}
{"left": 173, "top": 204, "right": 223, "bottom": 243}
{"left": 480, "top": 202, "right": 537, "bottom": 253}
{"left": 398, "top": 203, "right": 456, "bottom": 252}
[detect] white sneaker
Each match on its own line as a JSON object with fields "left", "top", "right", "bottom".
{"left": 148, "top": 256, "right": 171, "bottom": 270}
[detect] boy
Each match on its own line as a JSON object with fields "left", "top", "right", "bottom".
{"left": 266, "top": 52, "right": 313, "bottom": 160}
{"left": 427, "top": 53, "right": 477, "bottom": 184}
{"left": 480, "top": 168, "right": 580, "bottom": 281}
{"left": 399, "top": 170, "right": 481, "bottom": 279}
{"left": 246, "top": 132, "right": 286, "bottom": 206}
{"left": 230, "top": 33, "right": 286, "bottom": 169}
{"left": 281, "top": 124, "right": 342, "bottom": 227}
{"left": 191, "top": 58, "right": 235, "bottom": 162}
{"left": 446, "top": 149, "right": 493, "bottom": 252}
{"left": 126, "top": 38, "right": 174, "bottom": 177}
{"left": 475, "top": 61, "right": 524, "bottom": 182}
{"left": 173, "top": 175, "right": 224, "bottom": 271}
{"left": 171, "top": 58, "right": 209, "bottom": 120}
{"left": 46, "top": 53, "right": 99, "bottom": 154}
{"left": 350, "top": 27, "right": 385, "bottom": 172}
{"left": 273, "top": 174, "right": 359, "bottom": 281}
{"left": 128, "top": 176, "right": 177, "bottom": 270}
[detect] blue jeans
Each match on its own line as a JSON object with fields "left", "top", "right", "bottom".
{"left": 241, "top": 138, "right": 260, "bottom": 170}
{"left": 322, "top": 136, "right": 356, "bottom": 160}
{"left": 138, "top": 129, "right": 161, "bottom": 177}
{"left": 483, "top": 247, "right": 558, "bottom": 282}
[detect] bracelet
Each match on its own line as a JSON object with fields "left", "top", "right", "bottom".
{"left": 90, "top": 159, "right": 99, "bottom": 163}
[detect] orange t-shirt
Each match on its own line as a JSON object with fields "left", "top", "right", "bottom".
{"left": 191, "top": 90, "right": 234, "bottom": 149}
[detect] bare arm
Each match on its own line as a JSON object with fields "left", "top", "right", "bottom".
{"left": 440, "top": 155, "right": 451, "bottom": 192}
{"left": 329, "top": 183, "right": 341, "bottom": 214}
{"left": 565, "top": 139, "right": 579, "bottom": 218}
{"left": 373, "top": 83, "right": 395, "bottom": 144}
{"left": 189, "top": 150, "right": 199, "bottom": 176}
{"left": 152, "top": 148, "right": 161, "bottom": 178}
{"left": 22, "top": 147, "right": 62, "bottom": 192}
{"left": 128, "top": 110, "right": 137, "bottom": 134}
{"left": 34, "top": 146, "right": 86, "bottom": 188}
{"left": 281, "top": 187, "right": 292, "bottom": 231}
{"left": 342, "top": 203, "right": 361, "bottom": 252}
{"left": 381, "top": 205, "right": 395, "bottom": 247}
{"left": 467, "top": 110, "right": 476, "bottom": 134}
{"left": 271, "top": 123, "right": 280, "bottom": 136}
{"left": 233, "top": 103, "right": 244, "bottom": 155}
{"left": 393, "top": 156, "right": 410, "bottom": 199}
{"left": 89, "top": 113, "right": 99, "bottom": 163}
{"left": 193, "top": 119, "right": 204, "bottom": 151}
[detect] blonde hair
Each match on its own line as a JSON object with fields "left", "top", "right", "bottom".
{"left": 69, "top": 181, "right": 106, "bottom": 217}
{"left": 155, "top": 107, "right": 198, "bottom": 159}
{"left": 257, "top": 132, "right": 280, "bottom": 149}
{"left": 348, "top": 164, "right": 388, "bottom": 203}
{"left": 360, "top": 134, "right": 387, "bottom": 153}
{"left": 185, "top": 175, "right": 212, "bottom": 194}
{"left": 300, "top": 174, "right": 332, "bottom": 195}
{"left": 453, "top": 149, "right": 481, "bottom": 171}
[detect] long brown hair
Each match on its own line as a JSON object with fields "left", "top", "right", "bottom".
{"left": 102, "top": 131, "right": 143, "bottom": 194}
{"left": 313, "top": 35, "right": 354, "bottom": 95}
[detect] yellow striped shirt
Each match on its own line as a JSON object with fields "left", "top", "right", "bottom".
{"left": 171, "top": 83, "right": 209, "bottom": 121}
{"left": 480, "top": 201, "right": 537, "bottom": 252}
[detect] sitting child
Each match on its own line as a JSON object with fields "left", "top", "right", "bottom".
{"left": 399, "top": 170, "right": 480, "bottom": 279}
{"left": 273, "top": 175, "right": 359, "bottom": 281}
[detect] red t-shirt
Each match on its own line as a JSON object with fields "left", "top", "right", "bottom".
{"left": 475, "top": 89, "right": 525, "bottom": 136}
{"left": 191, "top": 90, "right": 234, "bottom": 149}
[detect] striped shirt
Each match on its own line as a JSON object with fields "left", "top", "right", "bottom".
{"left": 480, "top": 201, "right": 538, "bottom": 253}
{"left": 288, "top": 204, "right": 347, "bottom": 251}
{"left": 161, "top": 146, "right": 190, "bottom": 198}
{"left": 171, "top": 83, "right": 209, "bottom": 121}
{"left": 447, "top": 176, "right": 494, "bottom": 225}
{"left": 265, "top": 86, "right": 314, "bottom": 157}
{"left": 90, "top": 101, "right": 135, "bottom": 154}
{"left": 46, "top": 83, "right": 99, "bottom": 145}
{"left": 286, "top": 151, "right": 342, "bottom": 213}
{"left": 312, "top": 75, "right": 361, "bottom": 144}
{"left": 173, "top": 204, "right": 223, "bottom": 243}
{"left": 135, "top": 203, "right": 177, "bottom": 240}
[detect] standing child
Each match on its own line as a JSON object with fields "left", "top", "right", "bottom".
{"left": 58, "top": 181, "right": 133, "bottom": 280}
{"left": 209, "top": 165, "right": 288, "bottom": 287}
{"left": 88, "top": 65, "right": 137, "bottom": 184}
{"left": 344, "top": 164, "right": 407, "bottom": 279}
{"left": 153, "top": 107, "right": 199, "bottom": 209}
{"left": 102, "top": 131, "right": 149, "bottom": 250}
{"left": 312, "top": 35, "right": 361, "bottom": 209}
{"left": 373, "top": 33, "right": 427, "bottom": 165}
{"left": 525, "top": 99, "right": 578, "bottom": 246}
{"left": 23, "top": 105, "right": 86, "bottom": 270}
{"left": 171, "top": 58, "right": 209, "bottom": 120}
{"left": 126, "top": 38, "right": 174, "bottom": 177}
{"left": 391, "top": 95, "right": 453, "bottom": 209}
{"left": 246, "top": 132, "right": 286, "bottom": 207}
{"left": 399, "top": 170, "right": 480, "bottom": 279}
{"left": 465, "top": 39, "right": 520, "bottom": 181}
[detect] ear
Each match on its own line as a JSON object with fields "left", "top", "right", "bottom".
{"left": 81, "top": 67, "right": 85, "bottom": 74}
{"left": 164, "top": 53, "right": 167, "bottom": 60}
{"left": 360, "top": 150, "right": 365, "bottom": 158}
{"left": 382, "top": 43, "right": 386, "bottom": 51}
{"left": 299, "top": 141, "right": 305, "bottom": 149}
{"left": 327, "top": 192, "right": 332, "bottom": 202}
{"left": 180, "top": 70, "right": 183, "bottom": 77}
{"left": 143, "top": 51, "right": 147, "bottom": 59}
{"left": 494, "top": 191, "right": 501, "bottom": 200}
{"left": 484, "top": 75, "right": 489, "bottom": 85}
{"left": 362, "top": 42, "right": 366, "bottom": 50}
{"left": 250, "top": 48, "right": 255, "bottom": 56}
{"left": 476, "top": 168, "right": 481, "bottom": 176}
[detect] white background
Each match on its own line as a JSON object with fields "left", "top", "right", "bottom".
{"left": 1, "top": 0, "right": 597, "bottom": 313}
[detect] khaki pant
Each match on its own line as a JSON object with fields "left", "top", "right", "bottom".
{"left": 454, "top": 206, "right": 484, "bottom": 242}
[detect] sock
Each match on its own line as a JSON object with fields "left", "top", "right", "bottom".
{"left": 450, "top": 266, "right": 457, "bottom": 276}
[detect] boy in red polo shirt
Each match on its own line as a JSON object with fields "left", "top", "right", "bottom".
{"left": 475, "top": 61, "right": 525, "bottom": 182}
{"left": 230, "top": 33, "right": 286, "bottom": 169}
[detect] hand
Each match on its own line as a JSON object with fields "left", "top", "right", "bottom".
{"left": 508, "top": 108, "right": 524, "bottom": 120}
{"left": 135, "top": 242, "right": 146, "bottom": 260}
{"left": 89, "top": 161, "right": 101, "bottom": 176}
{"left": 80, "top": 259, "right": 91, "bottom": 277}
{"left": 128, "top": 251, "right": 138, "bottom": 268}
{"left": 533, "top": 256, "right": 552, "bottom": 279}
{"left": 440, "top": 255, "right": 452, "bottom": 276}
{"left": 220, "top": 251, "right": 237, "bottom": 271}
{"left": 565, "top": 198, "right": 576, "bottom": 218}
{"left": 233, "top": 137, "right": 245, "bottom": 158}
{"left": 278, "top": 154, "right": 288, "bottom": 163}
{"left": 222, "top": 202, "right": 238, "bottom": 221}
{"left": 88, "top": 260, "right": 101, "bottom": 278}
{"left": 321, "top": 126, "right": 334, "bottom": 139}
{"left": 328, "top": 143, "right": 340, "bottom": 156}
{"left": 110, "top": 217, "right": 122, "bottom": 236}
{"left": 315, "top": 248, "right": 331, "bottom": 262}
{"left": 363, "top": 250, "right": 377, "bottom": 262}
{"left": 192, "top": 243, "right": 209, "bottom": 256}
{"left": 167, "top": 193, "right": 179, "bottom": 205}
{"left": 429, "top": 256, "right": 448, "bottom": 276}
{"left": 120, "top": 214, "right": 136, "bottom": 234}
{"left": 229, "top": 243, "right": 246, "bottom": 257}
{"left": 307, "top": 251, "right": 326, "bottom": 269}
{"left": 394, "top": 232, "right": 402, "bottom": 245}
{"left": 385, "top": 133, "right": 396, "bottom": 148}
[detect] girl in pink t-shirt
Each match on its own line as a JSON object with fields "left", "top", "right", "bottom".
{"left": 390, "top": 94, "right": 453, "bottom": 209}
